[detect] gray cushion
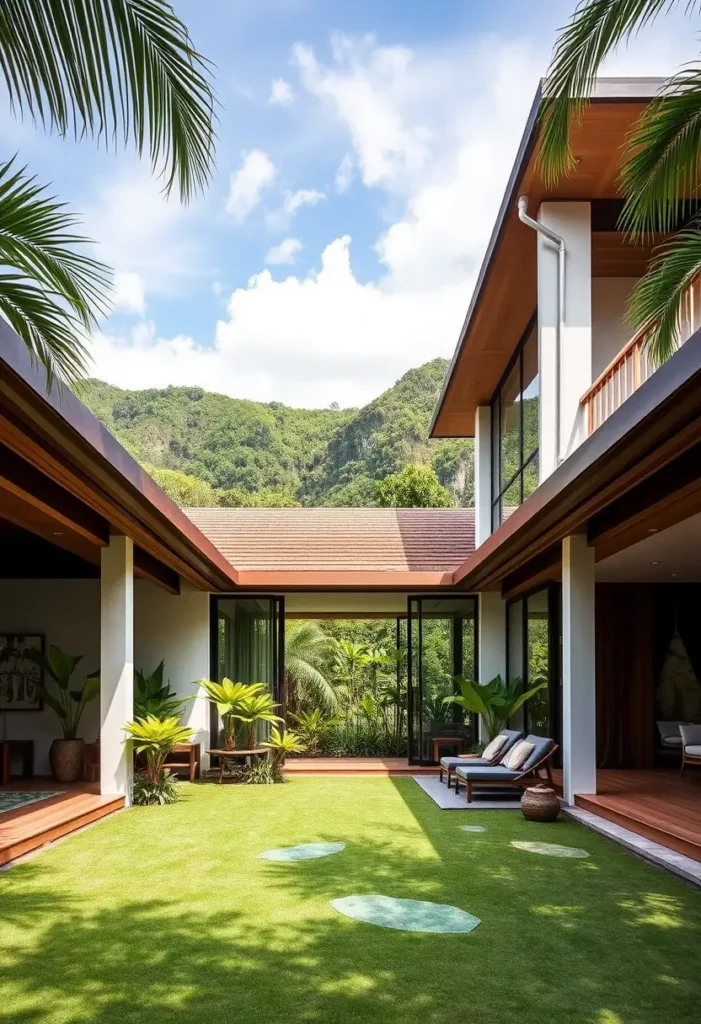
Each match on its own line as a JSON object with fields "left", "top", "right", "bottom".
{"left": 661, "top": 736, "right": 682, "bottom": 748}
{"left": 684, "top": 744, "right": 701, "bottom": 757}
{"left": 519, "top": 734, "right": 555, "bottom": 773}
{"left": 680, "top": 724, "right": 701, "bottom": 746}
{"left": 497, "top": 729, "right": 524, "bottom": 758}
{"left": 440, "top": 756, "right": 489, "bottom": 769}
{"left": 454, "top": 765, "right": 523, "bottom": 781}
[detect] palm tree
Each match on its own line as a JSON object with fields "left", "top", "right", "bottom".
{"left": 332, "top": 639, "right": 368, "bottom": 713}
{"left": 538, "top": 0, "right": 701, "bottom": 364}
{"left": 0, "top": 1, "right": 215, "bottom": 386}
{"left": 284, "top": 621, "right": 337, "bottom": 713}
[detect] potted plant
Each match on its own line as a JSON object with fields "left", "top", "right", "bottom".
{"left": 26, "top": 646, "right": 99, "bottom": 782}
{"left": 443, "top": 674, "right": 548, "bottom": 742}
{"left": 123, "top": 715, "right": 194, "bottom": 805}
{"left": 198, "top": 678, "right": 267, "bottom": 749}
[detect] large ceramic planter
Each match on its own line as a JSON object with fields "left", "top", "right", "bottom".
{"left": 50, "top": 738, "right": 84, "bottom": 783}
{"left": 520, "top": 784, "right": 560, "bottom": 822}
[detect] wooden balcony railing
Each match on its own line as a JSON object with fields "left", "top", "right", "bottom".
{"left": 582, "top": 272, "right": 701, "bottom": 435}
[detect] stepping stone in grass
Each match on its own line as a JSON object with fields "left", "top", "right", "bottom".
{"left": 459, "top": 825, "right": 487, "bottom": 833}
{"left": 330, "top": 895, "right": 481, "bottom": 933}
{"left": 258, "top": 842, "right": 345, "bottom": 862}
{"left": 510, "top": 841, "right": 589, "bottom": 859}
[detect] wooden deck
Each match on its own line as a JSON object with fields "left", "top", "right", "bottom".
{"left": 286, "top": 757, "right": 438, "bottom": 777}
{"left": 555, "top": 769, "right": 701, "bottom": 863}
{"left": 0, "top": 781, "right": 124, "bottom": 867}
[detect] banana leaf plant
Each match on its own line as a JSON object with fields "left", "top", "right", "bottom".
{"left": 443, "top": 674, "right": 547, "bottom": 742}
{"left": 197, "top": 679, "right": 267, "bottom": 749}
{"left": 24, "top": 645, "right": 99, "bottom": 739}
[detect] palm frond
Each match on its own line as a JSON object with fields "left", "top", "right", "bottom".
{"left": 538, "top": 0, "right": 698, "bottom": 185}
{"left": 627, "top": 217, "right": 701, "bottom": 363}
{"left": 286, "top": 656, "right": 338, "bottom": 710}
{"left": 619, "top": 65, "right": 701, "bottom": 235}
{"left": 0, "top": 157, "right": 111, "bottom": 386}
{"left": 0, "top": 0, "right": 216, "bottom": 202}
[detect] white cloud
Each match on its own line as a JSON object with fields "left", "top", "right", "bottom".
{"left": 334, "top": 154, "right": 354, "bottom": 193}
{"left": 83, "top": 169, "right": 204, "bottom": 297}
{"left": 112, "top": 271, "right": 146, "bottom": 316}
{"left": 265, "top": 238, "right": 302, "bottom": 265}
{"left": 268, "top": 77, "right": 295, "bottom": 106}
{"left": 265, "top": 187, "right": 325, "bottom": 230}
{"left": 90, "top": 22, "right": 692, "bottom": 408}
{"left": 225, "top": 149, "right": 276, "bottom": 222}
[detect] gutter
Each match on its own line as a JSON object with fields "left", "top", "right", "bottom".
{"left": 517, "top": 195, "right": 565, "bottom": 464}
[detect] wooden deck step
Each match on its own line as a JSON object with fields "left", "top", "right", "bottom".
{"left": 286, "top": 758, "right": 438, "bottom": 777}
{"left": 0, "top": 790, "right": 124, "bottom": 866}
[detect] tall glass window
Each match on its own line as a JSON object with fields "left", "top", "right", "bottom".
{"left": 491, "top": 320, "right": 539, "bottom": 528}
{"left": 505, "top": 586, "right": 561, "bottom": 743}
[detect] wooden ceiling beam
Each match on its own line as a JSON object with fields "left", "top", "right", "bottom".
{"left": 134, "top": 546, "right": 180, "bottom": 595}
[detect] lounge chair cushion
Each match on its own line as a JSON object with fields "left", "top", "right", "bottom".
{"left": 680, "top": 724, "right": 701, "bottom": 747}
{"left": 482, "top": 734, "right": 508, "bottom": 761}
{"left": 685, "top": 745, "right": 701, "bottom": 757}
{"left": 501, "top": 740, "right": 534, "bottom": 770}
{"left": 454, "top": 765, "right": 523, "bottom": 782}
{"left": 519, "top": 735, "right": 555, "bottom": 773}
{"left": 440, "top": 756, "right": 490, "bottom": 769}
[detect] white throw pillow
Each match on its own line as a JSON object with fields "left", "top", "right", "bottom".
{"left": 501, "top": 740, "right": 534, "bottom": 771}
{"left": 482, "top": 734, "right": 508, "bottom": 762}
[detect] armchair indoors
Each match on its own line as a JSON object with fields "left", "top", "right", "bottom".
{"left": 680, "top": 725, "right": 701, "bottom": 777}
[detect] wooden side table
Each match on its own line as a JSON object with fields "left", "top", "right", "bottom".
{"left": 165, "top": 742, "right": 201, "bottom": 783}
{"left": 206, "top": 748, "right": 268, "bottom": 784}
{"left": 431, "top": 736, "right": 466, "bottom": 763}
{"left": 0, "top": 739, "right": 34, "bottom": 786}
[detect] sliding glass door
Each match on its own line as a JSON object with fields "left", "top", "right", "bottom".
{"left": 407, "top": 595, "right": 478, "bottom": 765}
{"left": 506, "top": 585, "right": 561, "bottom": 745}
{"left": 210, "top": 596, "right": 285, "bottom": 748}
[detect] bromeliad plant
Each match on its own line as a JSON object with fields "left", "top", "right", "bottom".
{"left": 262, "top": 726, "right": 306, "bottom": 781}
{"left": 25, "top": 645, "right": 99, "bottom": 739}
{"left": 443, "top": 674, "right": 547, "bottom": 742}
{"left": 123, "top": 715, "right": 194, "bottom": 806}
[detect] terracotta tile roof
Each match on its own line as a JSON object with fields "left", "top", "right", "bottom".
{"left": 184, "top": 507, "right": 475, "bottom": 575}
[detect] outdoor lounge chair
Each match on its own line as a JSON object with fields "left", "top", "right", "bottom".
{"left": 680, "top": 724, "right": 701, "bottom": 776}
{"left": 453, "top": 734, "right": 557, "bottom": 804}
{"left": 438, "top": 729, "right": 524, "bottom": 789}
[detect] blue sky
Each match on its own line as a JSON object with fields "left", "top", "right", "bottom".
{"left": 1, "top": 0, "right": 690, "bottom": 407}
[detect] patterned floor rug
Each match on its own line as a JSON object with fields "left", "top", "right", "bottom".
{"left": 0, "top": 791, "right": 60, "bottom": 815}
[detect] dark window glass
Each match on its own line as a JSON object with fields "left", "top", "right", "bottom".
{"left": 526, "top": 590, "right": 550, "bottom": 735}
{"left": 490, "top": 320, "right": 539, "bottom": 524}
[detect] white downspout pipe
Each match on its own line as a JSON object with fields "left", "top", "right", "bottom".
{"left": 517, "top": 196, "right": 565, "bottom": 465}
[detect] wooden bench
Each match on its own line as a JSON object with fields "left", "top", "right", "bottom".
{"left": 164, "top": 742, "right": 200, "bottom": 783}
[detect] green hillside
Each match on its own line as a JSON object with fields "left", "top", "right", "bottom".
{"left": 80, "top": 359, "right": 474, "bottom": 507}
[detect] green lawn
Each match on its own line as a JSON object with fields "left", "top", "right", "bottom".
{"left": 1, "top": 778, "right": 700, "bottom": 1024}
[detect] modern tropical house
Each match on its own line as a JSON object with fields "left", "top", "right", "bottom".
{"left": 1, "top": 76, "right": 700, "bottom": 866}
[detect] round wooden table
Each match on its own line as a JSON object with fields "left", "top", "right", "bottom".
{"left": 206, "top": 748, "right": 268, "bottom": 784}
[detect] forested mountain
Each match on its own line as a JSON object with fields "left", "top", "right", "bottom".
{"left": 80, "top": 359, "right": 474, "bottom": 507}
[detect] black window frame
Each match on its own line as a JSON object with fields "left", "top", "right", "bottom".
{"left": 490, "top": 314, "right": 538, "bottom": 530}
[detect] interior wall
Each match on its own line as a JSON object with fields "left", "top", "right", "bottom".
{"left": 285, "top": 592, "right": 408, "bottom": 616}
{"left": 591, "top": 277, "right": 639, "bottom": 378}
{"left": 0, "top": 579, "right": 101, "bottom": 775}
{"left": 0, "top": 578, "right": 211, "bottom": 777}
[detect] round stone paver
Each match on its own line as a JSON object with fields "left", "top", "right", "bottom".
{"left": 258, "top": 842, "right": 345, "bottom": 862}
{"left": 459, "top": 825, "right": 487, "bottom": 833}
{"left": 330, "top": 895, "right": 481, "bottom": 933}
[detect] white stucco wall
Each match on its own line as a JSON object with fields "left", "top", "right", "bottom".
{"left": 0, "top": 577, "right": 211, "bottom": 776}
{"left": 591, "top": 277, "right": 639, "bottom": 378}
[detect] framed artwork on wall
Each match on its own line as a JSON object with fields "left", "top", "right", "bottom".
{"left": 0, "top": 634, "right": 44, "bottom": 711}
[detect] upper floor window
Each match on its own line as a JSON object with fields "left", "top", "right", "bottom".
{"left": 491, "top": 321, "right": 539, "bottom": 529}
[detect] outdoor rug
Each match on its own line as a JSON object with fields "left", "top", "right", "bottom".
{"left": 413, "top": 776, "right": 521, "bottom": 810}
{"left": 0, "top": 792, "right": 60, "bottom": 815}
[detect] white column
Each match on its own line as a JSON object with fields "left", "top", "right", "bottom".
{"left": 477, "top": 591, "right": 506, "bottom": 741}
{"left": 537, "top": 202, "right": 592, "bottom": 481}
{"left": 562, "top": 534, "right": 596, "bottom": 804}
{"left": 100, "top": 534, "right": 134, "bottom": 800}
{"left": 474, "top": 406, "right": 492, "bottom": 547}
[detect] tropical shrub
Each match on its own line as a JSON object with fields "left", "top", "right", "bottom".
{"left": 25, "top": 646, "right": 99, "bottom": 739}
{"left": 290, "top": 709, "right": 340, "bottom": 755}
{"left": 198, "top": 679, "right": 266, "bottom": 749}
{"left": 134, "top": 661, "right": 188, "bottom": 721}
{"left": 132, "top": 771, "right": 180, "bottom": 806}
{"left": 123, "top": 715, "right": 194, "bottom": 805}
{"left": 443, "top": 674, "right": 547, "bottom": 742}
{"left": 241, "top": 758, "right": 279, "bottom": 785}
{"left": 262, "top": 726, "right": 306, "bottom": 780}
{"left": 234, "top": 694, "right": 284, "bottom": 749}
